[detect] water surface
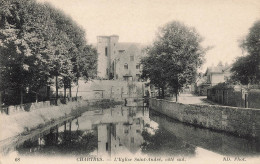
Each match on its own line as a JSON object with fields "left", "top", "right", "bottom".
{"left": 16, "top": 105, "right": 260, "bottom": 159}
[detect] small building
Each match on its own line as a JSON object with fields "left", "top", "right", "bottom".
{"left": 195, "top": 62, "right": 231, "bottom": 96}
{"left": 205, "top": 62, "right": 231, "bottom": 86}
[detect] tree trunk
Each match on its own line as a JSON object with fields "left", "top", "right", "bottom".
{"left": 64, "top": 87, "right": 66, "bottom": 98}
{"left": 142, "top": 83, "right": 144, "bottom": 97}
{"left": 111, "top": 87, "right": 113, "bottom": 98}
{"left": 46, "top": 86, "right": 50, "bottom": 101}
{"left": 36, "top": 91, "right": 38, "bottom": 103}
{"left": 162, "top": 87, "right": 165, "bottom": 99}
{"left": 20, "top": 86, "right": 23, "bottom": 105}
{"left": 175, "top": 90, "right": 178, "bottom": 102}
{"left": 69, "top": 80, "right": 72, "bottom": 98}
{"left": 76, "top": 78, "right": 79, "bottom": 100}
{"left": 55, "top": 75, "right": 58, "bottom": 105}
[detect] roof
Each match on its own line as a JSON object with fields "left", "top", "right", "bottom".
{"left": 205, "top": 63, "right": 231, "bottom": 75}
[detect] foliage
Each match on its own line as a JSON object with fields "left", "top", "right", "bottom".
{"left": 230, "top": 55, "right": 256, "bottom": 85}
{"left": 141, "top": 21, "right": 207, "bottom": 99}
{"left": 231, "top": 20, "right": 260, "bottom": 85}
{"left": 79, "top": 45, "right": 98, "bottom": 81}
{"left": 209, "top": 82, "right": 234, "bottom": 91}
{"left": 19, "top": 131, "right": 98, "bottom": 155}
{"left": 91, "top": 99, "right": 123, "bottom": 109}
{"left": 141, "top": 128, "right": 195, "bottom": 156}
{"left": 0, "top": 0, "right": 97, "bottom": 105}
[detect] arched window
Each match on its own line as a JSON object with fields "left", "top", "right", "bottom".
{"left": 124, "top": 63, "right": 128, "bottom": 69}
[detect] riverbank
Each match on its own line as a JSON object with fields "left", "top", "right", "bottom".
{"left": 0, "top": 100, "right": 86, "bottom": 142}
{"left": 0, "top": 99, "right": 123, "bottom": 154}
{"left": 149, "top": 98, "right": 260, "bottom": 139}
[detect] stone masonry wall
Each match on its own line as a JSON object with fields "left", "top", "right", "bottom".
{"left": 149, "top": 98, "right": 260, "bottom": 139}
{"left": 248, "top": 89, "right": 260, "bottom": 109}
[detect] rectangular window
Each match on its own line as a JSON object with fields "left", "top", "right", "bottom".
{"left": 136, "top": 64, "right": 140, "bottom": 69}
{"left": 136, "top": 130, "right": 141, "bottom": 133}
{"left": 105, "top": 47, "right": 108, "bottom": 56}
{"left": 130, "top": 56, "right": 134, "bottom": 61}
{"left": 124, "top": 63, "right": 128, "bottom": 69}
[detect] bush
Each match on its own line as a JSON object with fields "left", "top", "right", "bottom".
{"left": 91, "top": 99, "right": 123, "bottom": 109}
{"left": 210, "top": 82, "right": 234, "bottom": 91}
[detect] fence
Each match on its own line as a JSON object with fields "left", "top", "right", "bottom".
{"left": 207, "top": 88, "right": 260, "bottom": 109}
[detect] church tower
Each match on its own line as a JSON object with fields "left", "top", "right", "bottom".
{"left": 97, "top": 35, "right": 119, "bottom": 79}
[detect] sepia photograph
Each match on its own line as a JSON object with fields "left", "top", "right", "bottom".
{"left": 0, "top": 0, "right": 260, "bottom": 163}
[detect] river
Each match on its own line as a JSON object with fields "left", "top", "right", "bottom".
{"left": 15, "top": 105, "right": 260, "bottom": 161}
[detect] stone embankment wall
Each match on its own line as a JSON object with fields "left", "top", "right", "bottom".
{"left": 149, "top": 98, "right": 260, "bottom": 139}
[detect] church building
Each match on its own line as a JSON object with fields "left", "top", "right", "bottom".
{"left": 97, "top": 35, "right": 145, "bottom": 81}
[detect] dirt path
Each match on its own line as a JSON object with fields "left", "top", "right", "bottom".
{"left": 177, "top": 93, "right": 211, "bottom": 105}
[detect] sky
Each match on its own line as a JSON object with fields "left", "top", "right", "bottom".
{"left": 37, "top": 0, "right": 260, "bottom": 71}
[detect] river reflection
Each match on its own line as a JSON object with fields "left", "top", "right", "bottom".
{"left": 16, "top": 105, "right": 260, "bottom": 158}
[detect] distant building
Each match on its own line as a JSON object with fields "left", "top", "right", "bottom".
{"left": 205, "top": 62, "right": 231, "bottom": 86}
{"left": 195, "top": 62, "right": 231, "bottom": 96}
{"left": 97, "top": 35, "right": 145, "bottom": 81}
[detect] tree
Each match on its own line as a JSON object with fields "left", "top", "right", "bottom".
{"left": 74, "top": 45, "right": 98, "bottom": 98}
{"left": 231, "top": 20, "right": 260, "bottom": 85}
{"left": 230, "top": 55, "right": 256, "bottom": 85}
{"left": 141, "top": 47, "right": 168, "bottom": 98}
{"left": 0, "top": 0, "right": 34, "bottom": 105}
{"left": 0, "top": 0, "right": 96, "bottom": 106}
{"left": 141, "top": 21, "right": 206, "bottom": 101}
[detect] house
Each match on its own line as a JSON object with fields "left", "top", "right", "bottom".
{"left": 205, "top": 62, "right": 231, "bottom": 86}
{"left": 96, "top": 35, "right": 145, "bottom": 81}
{"left": 195, "top": 62, "right": 231, "bottom": 96}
